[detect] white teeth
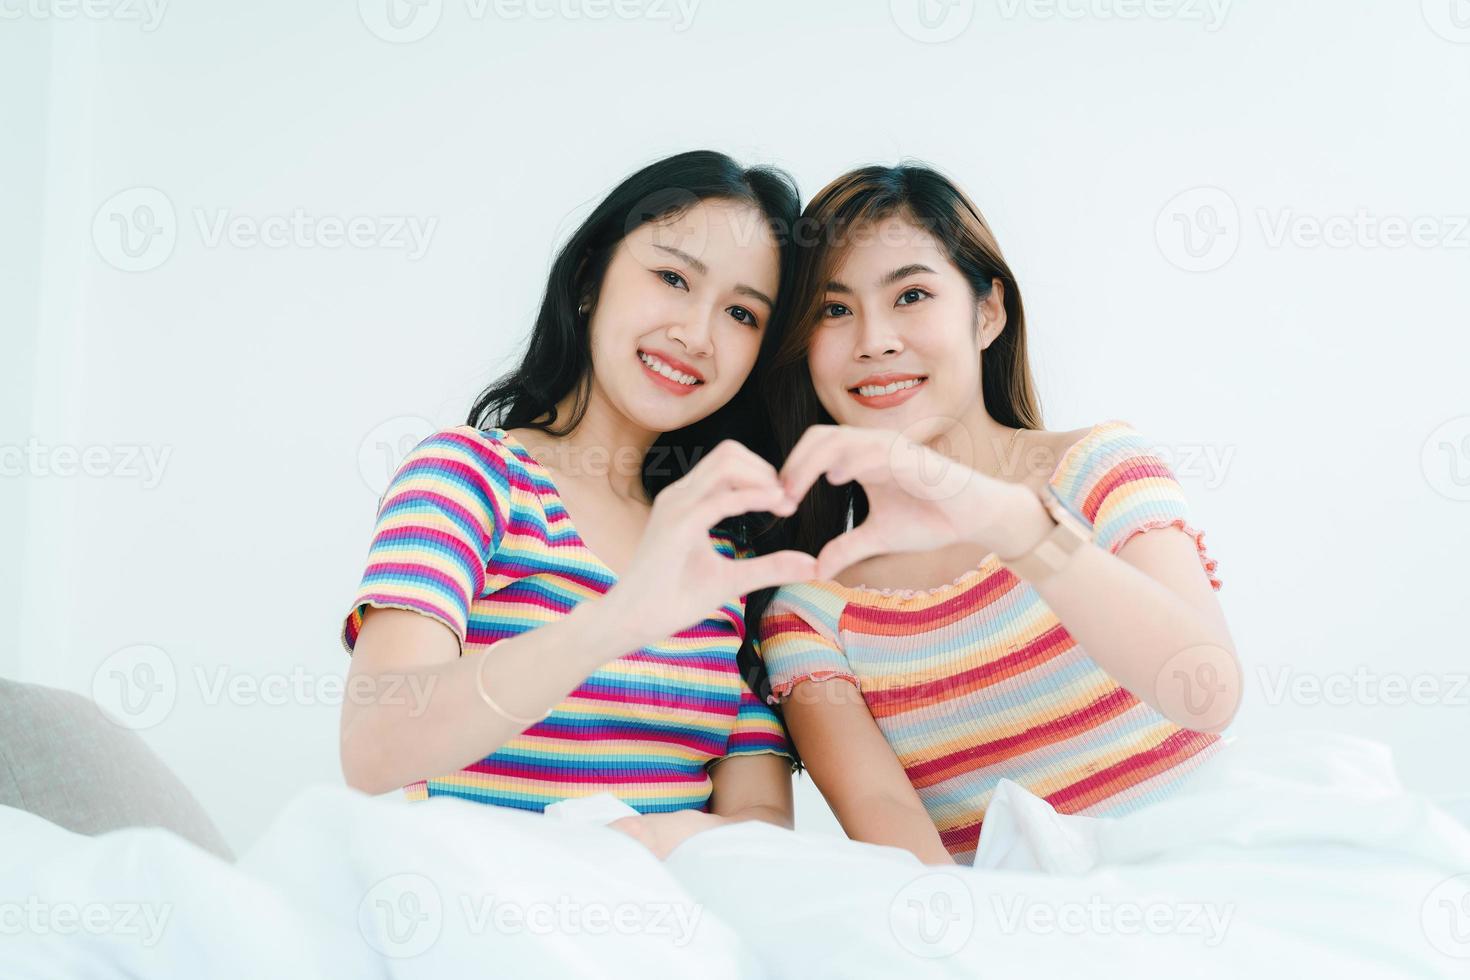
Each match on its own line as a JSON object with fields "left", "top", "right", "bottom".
{"left": 855, "top": 378, "right": 923, "bottom": 397}
{"left": 639, "top": 351, "right": 698, "bottom": 386}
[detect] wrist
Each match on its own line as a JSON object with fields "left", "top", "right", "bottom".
{"left": 972, "top": 483, "right": 1054, "bottom": 559}
{"left": 560, "top": 596, "right": 648, "bottom": 668}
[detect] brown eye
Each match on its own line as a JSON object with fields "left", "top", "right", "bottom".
{"left": 824, "top": 302, "right": 851, "bottom": 318}
{"left": 896, "top": 288, "right": 930, "bottom": 306}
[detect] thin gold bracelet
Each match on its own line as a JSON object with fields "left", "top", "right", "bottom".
{"left": 474, "top": 652, "right": 552, "bottom": 726}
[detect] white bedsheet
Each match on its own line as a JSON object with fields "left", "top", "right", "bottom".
{"left": 2, "top": 729, "right": 1467, "bottom": 978}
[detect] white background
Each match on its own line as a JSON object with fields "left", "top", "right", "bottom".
{"left": 3, "top": 0, "right": 1467, "bottom": 854}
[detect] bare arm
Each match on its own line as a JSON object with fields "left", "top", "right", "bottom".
{"left": 608, "top": 752, "right": 795, "bottom": 859}
{"left": 782, "top": 679, "right": 954, "bottom": 865}
{"left": 987, "top": 484, "right": 1239, "bottom": 731}
{"left": 339, "top": 438, "right": 818, "bottom": 797}
{"left": 782, "top": 424, "right": 1242, "bottom": 734}
{"left": 707, "top": 752, "right": 794, "bottom": 829}
{"left": 339, "top": 600, "right": 641, "bottom": 796}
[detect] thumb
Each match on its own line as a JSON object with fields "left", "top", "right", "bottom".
{"left": 730, "top": 549, "right": 820, "bottom": 595}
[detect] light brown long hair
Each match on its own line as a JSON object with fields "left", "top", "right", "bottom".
{"left": 765, "top": 163, "right": 1046, "bottom": 559}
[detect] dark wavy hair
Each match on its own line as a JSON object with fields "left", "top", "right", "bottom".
{"left": 465, "top": 150, "right": 801, "bottom": 711}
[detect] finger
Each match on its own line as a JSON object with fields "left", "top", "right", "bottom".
{"left": 779, "top": 426, "right": 862, "bottom": 501}
{"left": 679, "top": 440, "right": 783, "bottom": 499}
{"left": 815, "top": 525, "right": 891, "bottom": 581}
{"left": 825, "top": 441, "right": 892, "bottom": 487}
{"left": 729, "top": 549, "right": 820, "bottom": 595}
{"left": 688, "top": 485, "right": 796, "bottom": 528}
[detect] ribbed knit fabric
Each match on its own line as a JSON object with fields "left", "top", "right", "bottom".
{"left": 341, "top": 425, "right": 793, "bottom": 813}
{"left": 759, "top": 420, "right": 1226, "bottom": 864}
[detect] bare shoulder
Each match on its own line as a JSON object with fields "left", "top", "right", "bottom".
{"left": 1043, "top": 425, "right": 1096, "bottom": 453}
{"left": 1013, "top": 425, "right": 1097, "bottom": 491}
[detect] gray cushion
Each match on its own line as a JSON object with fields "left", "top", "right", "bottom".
{"left": 0, "top": 678, "right": 233, "bottom": 861}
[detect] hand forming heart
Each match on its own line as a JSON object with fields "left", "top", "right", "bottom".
{"left": 778, "top": 424, "right": 1021, "bottom": 581}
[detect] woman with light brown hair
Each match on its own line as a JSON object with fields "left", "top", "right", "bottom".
{"left": 753, "top": 163, "right": 1242, "bottom": 865}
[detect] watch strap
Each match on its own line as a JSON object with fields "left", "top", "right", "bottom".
{"left": 1001, "top": 485, "right": 1092, "bottom": 583}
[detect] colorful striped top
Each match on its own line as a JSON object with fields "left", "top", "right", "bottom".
{"left": 341, "top": 425, "right": 793, "bottom": 813}
{"left": 758, "top": 420, "right": 1226, "bottom": 864}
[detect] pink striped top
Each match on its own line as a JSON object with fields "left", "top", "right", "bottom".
{"left": 341, "top": 425, "right": 793, "bottom": 812}
{"left": 758, "top": 420, "right": 1226, "bottom": 863}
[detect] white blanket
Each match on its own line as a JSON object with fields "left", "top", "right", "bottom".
{"left": 2, "top": 729, "right": 1467, "bottom": 978}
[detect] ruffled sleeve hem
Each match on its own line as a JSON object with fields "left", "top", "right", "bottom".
{"left": 766, "top": 670, "right": 862, "bottom": 705}
{"left": 1114, "top": 518, "right": 1222, "bottom": 591}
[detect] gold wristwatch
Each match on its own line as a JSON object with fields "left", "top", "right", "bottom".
{"left": 1000, "top": 485, "right": 1093, "bottom": 583}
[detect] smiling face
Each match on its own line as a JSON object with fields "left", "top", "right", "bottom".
{"left": 806, "top": 213, "right": 1005, "bottom": 444}
{"left": 585, "top": 198, "right": 780, "bottom": 434}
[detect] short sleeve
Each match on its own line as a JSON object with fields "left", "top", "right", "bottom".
{"left": 1048, "top": 420, "right": 1221, "bottom": 590}
{"left": 340, "top": 426, "right": 514, "bottom": 653}
{"left": 758, "top": 585, "right": 859, "bottom": 704}
{"left": 718, "top": 674, "right": 798, "bottom": 770}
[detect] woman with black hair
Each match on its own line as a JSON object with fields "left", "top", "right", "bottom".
{"left": 337, "top": 151, "right": 817, "bottom": 849}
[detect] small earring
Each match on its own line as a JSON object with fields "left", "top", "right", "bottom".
{"left": 578, "top": 301, "right": 590, "bottom": 316}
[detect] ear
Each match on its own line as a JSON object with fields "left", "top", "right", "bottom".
{"left": 572, "top": 252, "right": 597, "bottom": 317}
{"left": 976, "top": 277, "right": 1007, "bottom": 350}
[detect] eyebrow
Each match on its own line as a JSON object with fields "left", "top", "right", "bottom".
{"left": 653, "top": 244, "right": 773, "bottom": 309}
{"left": 652, "top": 244, "right": 708, "bottom": 275}
{"left": 735, "top": 284, "right": 774, "bottom": 309}
{"left": 826, "top": 263, "right": 939, "bottom": 294}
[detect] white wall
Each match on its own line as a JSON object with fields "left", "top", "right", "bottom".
{"left": 4, "top": 0, "right": 1467, "bottom": 853}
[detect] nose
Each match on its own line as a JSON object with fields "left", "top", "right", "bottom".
{"left": 854, "top": 311, "right": 904, "bottom": 360}
{"left": 665, "top": 307, "right": 716, "bottom": 359}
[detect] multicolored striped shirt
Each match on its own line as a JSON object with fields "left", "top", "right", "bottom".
{"left": 759, "top": 420, "right": 1226, "bottom": 864}
{"left": 341, "top": 425, "right": 793, "bottom": 812}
